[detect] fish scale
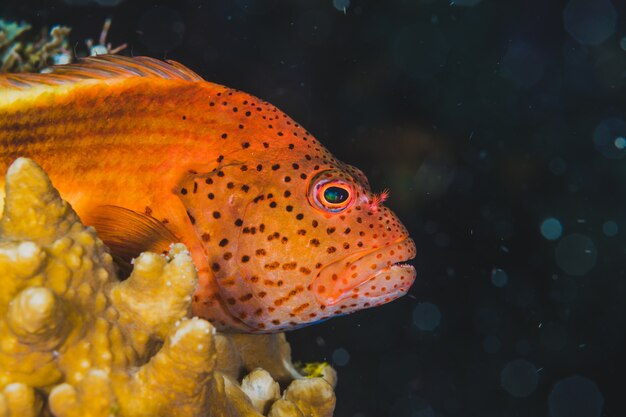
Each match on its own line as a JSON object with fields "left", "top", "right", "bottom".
{"left": 0, "top": 55, "right": 416, "bottom": 333}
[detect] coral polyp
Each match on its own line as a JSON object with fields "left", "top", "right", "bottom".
{"left": 0, "top": 158, "right": 336, "bottom": 417}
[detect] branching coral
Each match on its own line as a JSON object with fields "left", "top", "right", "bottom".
{"left": 0, "top": 18, "right": 126, "bottom": 73}
{"left": 0, "top": 158, "right": 336, "bottom": 417}
{"left": 0, "top": 20, "right": 71, "bottom": 73}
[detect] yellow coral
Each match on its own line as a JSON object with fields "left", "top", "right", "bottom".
{"left": 0, "top": 158, "right": 336, "bottom": 416}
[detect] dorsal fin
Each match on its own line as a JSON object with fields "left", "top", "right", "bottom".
{"left": 0, "top": 55, "right": 204, "bottom": 91}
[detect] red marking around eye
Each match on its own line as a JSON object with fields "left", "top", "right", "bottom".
{"left": 369, "top": 189, "right": 389, "bottom": 213}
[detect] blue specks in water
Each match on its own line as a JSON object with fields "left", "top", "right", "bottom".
{"left": 412, "top": 302, "right": 442, "bottom": 331}
{"left": 602, "top": 221, "right": 618, "bottom": 237}
{"left": 500, "top": 359, "right": 539, "bottom": 398}
{"left": 332, "top": 347, "right": 350, "bottom": 366}
{"left": 563, "top": 0, "right": 617, "bottom": 46}
{"left": 555, "top": 233, "right": 597, "bottom": 276}
{"left": 549, "top": 376, "right": 604, "bottom": 417}
{"left": 541, "top": 217, "right": 563, "bottom": 241}
{"left": 593, "top": 117, "right": 626, "bottom": 159}
{"left": 332, "top": 0, "right": 350, "bottom": 12}
{"left": 491, "top": 268, "right": 508, "bottom": 288}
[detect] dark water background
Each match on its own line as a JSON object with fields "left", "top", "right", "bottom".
{"left": 2, "top": 0, "right": 626, "bottom": 416}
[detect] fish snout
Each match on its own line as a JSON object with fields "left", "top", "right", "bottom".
{"left": 311, "top": 237, "right": 417, "bottom": 307}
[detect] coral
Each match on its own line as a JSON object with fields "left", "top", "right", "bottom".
{"left": 0, "top": 18, "right": 126, "bottom": 73}
{"left": 0, "top": 20, "right": 71, "bottom": 73}
{"left": 0, "top": 158, "right": 336, "bottom": 416}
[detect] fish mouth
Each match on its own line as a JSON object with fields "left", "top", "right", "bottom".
{"left": 311, "top": 237, "right": 417, "bottom": 306}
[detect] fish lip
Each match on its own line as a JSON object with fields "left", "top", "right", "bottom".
{"left": 351, "top": 262, "right": 416, "bottom": 294}
{"left": 312, "top": 237, "right": 417, "bottom": 306}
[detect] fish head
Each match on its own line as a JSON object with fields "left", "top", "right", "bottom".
{"left": 180, "top": 150, "right": 415, "bottom": 333}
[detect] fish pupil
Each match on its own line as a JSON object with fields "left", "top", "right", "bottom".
{"left": 324, "top": 186, "right": 349, "bottom": 204}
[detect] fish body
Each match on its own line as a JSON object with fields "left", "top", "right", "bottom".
{"left": 0, "top": 56, "right": 416, "bottom": 333}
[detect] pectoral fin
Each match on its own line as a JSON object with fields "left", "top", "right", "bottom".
{"left": 84, "top": 205, "right": 179, "bottom": 276}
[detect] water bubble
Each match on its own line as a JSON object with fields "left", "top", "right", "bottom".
{"left": 500, "top": 42, "right": 544, "bottom": 87}
{"left": 555, "top": 234, "right": 597, "bottom": 276}
{"left": 549, "top": 158, "right": 567, "bottom": 175}
{"left": 412, "top": 302, "right": 442, "bottom": 331}
{"left": 563, "top": 0, "right": 617, "bottom": 46}
{"left": 483, "top": 335, "right": 502, "bottom": 353}
{"left": 541, "top": 217, "right": 563, "bottom": 240}
{"left": 333, "top": 0, "right": 350, "bottom": 12}
{"left": 500, "top": 359, "right": 539, "bottom": 398}
{"left": 549, "top": 376, "right": 604, "bottom": 417}
{"left": 332, "top": 348, "right": 350, "bottom": 366}
{"left": 491, "top": 268, "right": 508, "bottom": 288}
{"left": 602, "top": 221, "right": 618, "bottom": 237}
{"left": 593, "top": 117, "right": 626, "bottom": 159}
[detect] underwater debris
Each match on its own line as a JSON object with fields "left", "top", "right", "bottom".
{"left": 0, "top": 158, "right": 336, "bottom": 416}
{"left": 0, "top": 18, "right": 126, "bottom": 73}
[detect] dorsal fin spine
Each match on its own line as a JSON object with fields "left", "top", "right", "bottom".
{"left": 0, "top": 55, "right": 204, "bottom": 92}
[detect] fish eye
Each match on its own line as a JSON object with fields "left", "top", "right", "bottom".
{"left": 310, "top": 176, "right": 354, "bottom": 213}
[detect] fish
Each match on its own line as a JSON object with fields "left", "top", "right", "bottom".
{"left": 0, "top": 55, "right": 417, "bottom": 333}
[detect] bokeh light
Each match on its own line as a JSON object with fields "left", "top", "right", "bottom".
{"left": 602, "top": 221, "right": 618, "bottom": 237}
{"left": 490, "top": 268, "right": 508, "bottom": 288}
{"left": 555, "top": 234, "right": 598, "bottom": 276}
{"left": 412, "top": 302, "right": 442, "bottom": 331}
{"left": 563, "top": 0, "right": 617, "bottom": 46}
{"left": 540, "top": 217, "right": 563, "bottom": 241}
{"left": 332, "top": 348, "right": 350, "bottom": 366}
{"left": 332, "top": 0, "right": 350, "bottom": 12}
{"left": 549, "top": 376, "right": 604, "bottom": 417}
{"left": 593, "top": 117, "right": 626, "bottom": 159}
{"left": 500, "top": 359, "right": 539, "bottom": 398}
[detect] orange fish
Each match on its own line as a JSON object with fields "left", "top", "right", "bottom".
{"left": 0, "top": 55, "right": 416, "bottom": 333}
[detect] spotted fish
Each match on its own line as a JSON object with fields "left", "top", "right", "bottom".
{"left": 0, "top": 56, "right": 416, "bottom": 333}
